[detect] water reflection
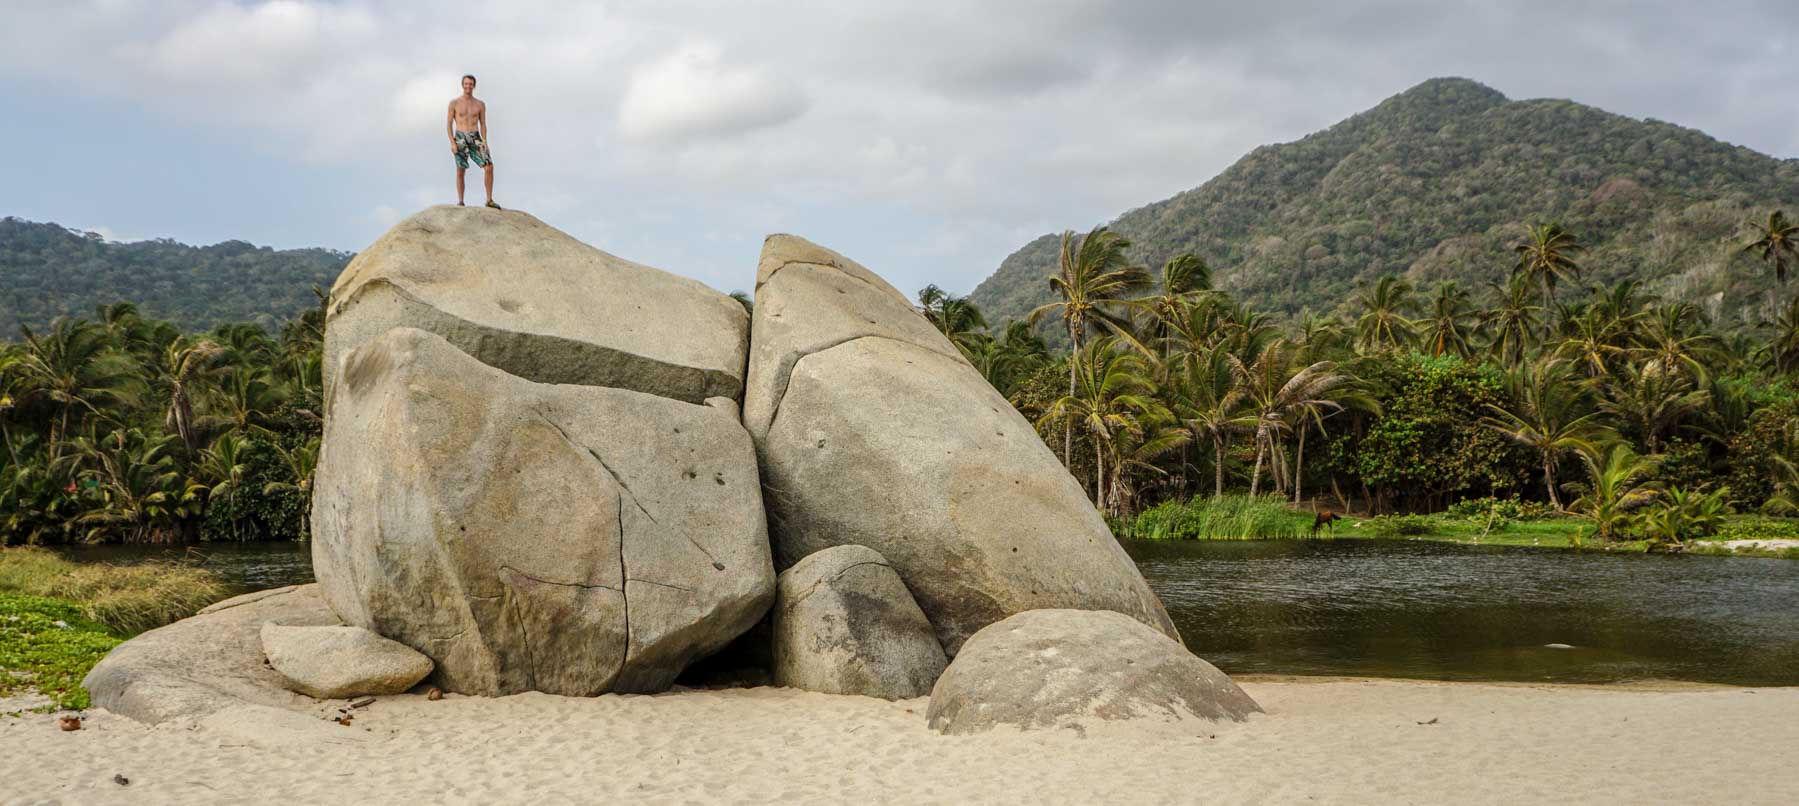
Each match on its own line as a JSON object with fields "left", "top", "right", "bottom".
{"left": 53, "top": 542, "right": 315, "bottom": 595}
{"left": 1125, "top": 539, "right": 1799, "bottom": 685}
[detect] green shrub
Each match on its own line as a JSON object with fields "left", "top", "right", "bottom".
{"left": 1708, "top": 517, "right": 1799, "bottom": 541}
{"left": 1127, "top": 494, "right": 1300, "bottom": 540}
{"left": 1365, "top": 514, "right": 1434, "bottom": 537}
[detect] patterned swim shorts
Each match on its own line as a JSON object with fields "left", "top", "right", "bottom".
{"left": 453, "top": 130, "right": 492, "bottom": 170}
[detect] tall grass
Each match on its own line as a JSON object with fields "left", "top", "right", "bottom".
{"left": 1124, "top": 494, "right": 1306, "bottom": 540}
{"left": 0, "top": 547, "right": 228, "bottom": 635}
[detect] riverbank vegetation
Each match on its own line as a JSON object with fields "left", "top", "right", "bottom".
{"left": 932, "top": 213, "right": 1799, "bottom": 552}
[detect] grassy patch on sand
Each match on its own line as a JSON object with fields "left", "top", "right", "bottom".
{"left": 0, "top": 593, "right": 121, "bottom": 710}
{"left": 0, "top": 547, "right": 230, "bottom": 710}
{"left": 0, "top": 547, "right": 228, "bottom": 634}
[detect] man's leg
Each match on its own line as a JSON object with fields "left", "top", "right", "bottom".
{"left": 483, "top": 164, "right": 494, "bottom": 204}
{"left": 456, "top": 167, "right": 467, "bottom": 205}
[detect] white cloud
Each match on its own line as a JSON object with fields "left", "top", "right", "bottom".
{"left": 617, "top": 43, "right": 807, "bottom": 144}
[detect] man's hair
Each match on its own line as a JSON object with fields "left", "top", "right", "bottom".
{"left": 461, "top": 74, "right": 477, "bottom": 85}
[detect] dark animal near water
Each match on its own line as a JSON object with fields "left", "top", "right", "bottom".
{"left": 1311, "top": 510, "right": 1343, "bottom": 537}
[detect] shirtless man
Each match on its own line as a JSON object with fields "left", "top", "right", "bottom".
{"left": 448, "top": 74, "right": 500, "bottom": 209}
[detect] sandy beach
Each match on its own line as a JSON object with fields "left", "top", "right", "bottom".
{"left": 4, "top": 677, "right": 1796, "bottom": 805}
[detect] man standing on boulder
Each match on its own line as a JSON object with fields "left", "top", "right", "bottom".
{"left": 448, "top": 74, "right": 501, "bottom": 209}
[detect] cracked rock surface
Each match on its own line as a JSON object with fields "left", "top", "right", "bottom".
{"left": 323, "top": 205, "right": 749, "bottom": 408}
{"left": 311, "top": 327, "right": 773, "bottom": 696}
{"left": 743, "top": 234, "right": 1178, "bottom": 656}
{"left": 772, "top": 545, "right": 946, "bottom": 699}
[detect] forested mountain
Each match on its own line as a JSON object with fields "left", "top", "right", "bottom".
{"left": 971, "top": 78, "right": 1799, "bottom": 337}
{"left": 0, "top": 217, "right": 351, "bottom": 336}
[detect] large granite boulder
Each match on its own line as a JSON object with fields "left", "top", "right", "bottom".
{"left": 772, "top": 545, "right": 946, "bottom": 699}
{"left": 84, "top": 585, "right": 341, "bottom": 724}
{"left": 260, "top": 624, "right": 434, "bottom": 699}
{"left": 323, "top": 205, "right": 747, "bottom": 407}
{"left": 926, "top": 609, "right": 1261, "bottom": 735}
{"left": 743, "top": 234, "right": 1177, "bottom": 655}
{"left": 311, "top": 327, "right": 773, "bottom": 696}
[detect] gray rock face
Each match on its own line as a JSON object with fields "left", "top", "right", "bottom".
{"left": 311, "top": 327, "right": 774, "bottom": 696}
{"left": 323, "top": 205, "right": 748, "bottom": 408}
{"left": 744, "top": 234, "right": 1177, "bottom": 655}
{"left": 260, "top": 624, "right": 435, "bottom": 699}
{"left": 83, "top": 585, "right": 341, "bottom": 725}
{"left": 772, "top": 545, "right": 946, "bottom": 699}
{"left": 926, "top": 609, "right": 1261, "bottom": 735}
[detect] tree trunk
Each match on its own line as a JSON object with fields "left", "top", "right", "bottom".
{"left": 1094, "top": 435, "right": 1106, "bottom": 511}
{"left": 1249, "top": 424, "right": 1267, "bottom": 497}
{"left": 1065, "top": 318, "right": 1078, "bottom": 468}
{"left": 1543, "top": 452, "right": 1563, "bottom": 512}
{"left": 1213, "top": 433, "right": 1226, "bottom": 499}
{"left": 1293, "top": 425, "right": 1308, "bottom": 506}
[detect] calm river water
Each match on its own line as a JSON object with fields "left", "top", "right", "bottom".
{"left": 56, "top": 538, "right": 1799, "bottom": 686}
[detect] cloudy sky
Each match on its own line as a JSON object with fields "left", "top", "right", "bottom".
{"left": 4, "top": 1, "right": 1797, "bottom": 296}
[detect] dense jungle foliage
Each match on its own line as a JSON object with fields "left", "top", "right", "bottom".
{"left": 939, "top": 215, "right": 1799, "bottom": 547}
{"left": 1, "top": 299, "right": 324, "bottom": 545}
{"left": 0, "top": 217, "right": 350, "bottom": 335}
{"left": 971, "top": 78, "right": 1799, "bottom": 342}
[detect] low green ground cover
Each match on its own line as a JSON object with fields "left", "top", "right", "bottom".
{"left": 0, "top": 547, "right": 228, "bottom": 711}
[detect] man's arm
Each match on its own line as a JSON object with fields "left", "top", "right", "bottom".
{"left": 447, "top": 101, "right": 456, "bottom": 152}
{"left": 477, "top": 101, "right": 488, "bottom": 146}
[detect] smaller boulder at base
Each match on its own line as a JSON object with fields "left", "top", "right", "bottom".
{"left": 772, "top": 545, "right": 947, "bottom": 699}
{"left": 260, "top": 624, "right": 435, "bottom": 699}
{"left": 926, "top": 609, "right": 1261, "bottom": 735}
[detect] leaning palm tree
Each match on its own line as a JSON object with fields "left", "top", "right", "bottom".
{"left": 1028, "top": 226, "right": 1151, "bottom": 462}
{"left": 1479, "top": 357, "right": 1606, "bottom": 511}
{"left": 1420, "top": 281, "right": 1479, "bottom": 358}
{"left": 1353, "top": 276, "right": 1419, "bottom": 353}
{"left": 1040, "top": 338, "right": 1160, "bottom": 513}
{"left": 1226, "top": 339, "right": 1350, "bottom": 498}
{"left": 1513, "top": 222, "right": 1584, "bottom": 310}
{"left": 1740, "top": 209, "right": 1799, "bottom": 286}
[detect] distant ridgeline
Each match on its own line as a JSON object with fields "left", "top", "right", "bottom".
{"left": 0, "top": 217, "right": 352, "bottom": 336}
{"left": 971, "top": 77, "right": 1799, "bottom": 341}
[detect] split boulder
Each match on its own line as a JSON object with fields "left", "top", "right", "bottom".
{"left": 772, "top": 545, "right": 946, "bottom": 699}
{"left": 743, "top": 234, "right": 1177, "bottom": 655}
{"left": 310, "top": 326, "right": 773, "bottom": 696}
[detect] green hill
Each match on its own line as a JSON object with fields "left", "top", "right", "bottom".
{"left": 970, "top": 77, "right": 1799, "bottom": 336}
{"left": 0, "top": 217, "right": 351, "bottom": 336}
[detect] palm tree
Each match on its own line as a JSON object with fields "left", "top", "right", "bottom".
{"left": 1028, "top": 226, "right": 1150, "bottom": 462}
{"left": 1513, "top": 222, "right": 1584, "bottom": 309}
{"left": 1633, "top": 302, "right": 1718, "bottom": 384}
{"left": 1353, "top": 276, "right": 1419, "bottom": 352}
{"left": 1741, "top": 209, "right": 1799, "bottom": 286}
{"left": 1568, "top": 443, "right": 1661, "bottom": 544}
{"left": 1420, "top": 281, "right": 1479, "bottom": 358}
{"left": 264, "top": 437, "right": 321, "bottom": 537}
{"left": 1598, "top": 363, "right": 1709, "bottom": 454}
{"left": 1762, "top": 296, "right": 1799, "bottom": 375}
{"left": 1481, "top": 272, "right": 1543, "bottom": 367}
{"left": 158, "top": 338, "right": 224, "bottom": 456}
{"left": 1041, "top": 338, "right": 1160, "bottom": 514}
{"left": 1479, "top": 358, "right": 1605, "bottom": 511}
{"left": 1142, "top": 253, "right": 1212, "bottom": 346}
{"left": 1166, "top": 345, "right": 1242, "bottom": 498}
{"left": 14, "top": 319, "right": 142, "bottom": 463}
{"left": 1554, "top": 305, "right": 1632, "bottom": 378}
{"left": 62, "top": 428, "right": 189, "bottom": 543}
{"left": 1226, "top": 340, "right": 1350, "bottom": 498}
